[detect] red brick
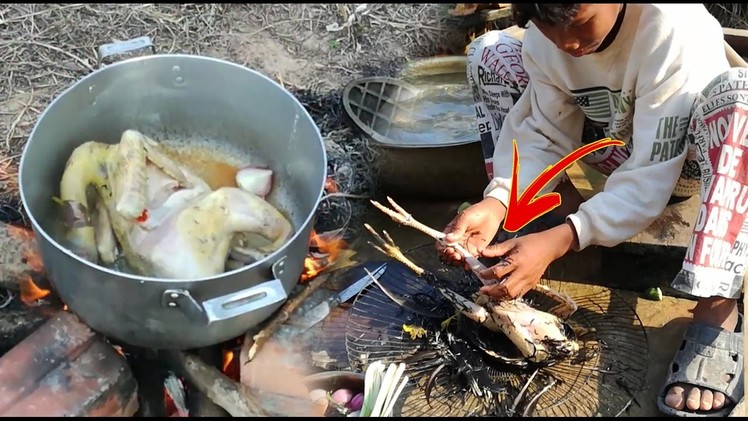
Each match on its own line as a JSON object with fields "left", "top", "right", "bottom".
{"left": 0, "top": 311, "right": 139, "bottom": 416}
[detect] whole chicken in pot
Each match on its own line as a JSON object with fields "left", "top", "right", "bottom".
{"left": 57, "top": 129, "right": 293, "bottom": 279}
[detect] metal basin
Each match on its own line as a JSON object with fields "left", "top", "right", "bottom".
{"left": 342, "top": 76, "right": 487, "bottom": 201}
{"left": 18, "top": 37, "right": 327, "bottom": 350}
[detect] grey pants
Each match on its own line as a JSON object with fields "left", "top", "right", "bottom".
{"left": 467, "top": 30, "right": 748, "bottom": 299}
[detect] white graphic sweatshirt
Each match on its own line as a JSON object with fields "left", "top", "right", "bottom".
{"left": 484, "top": 3, "right": 730, "bottom": 250}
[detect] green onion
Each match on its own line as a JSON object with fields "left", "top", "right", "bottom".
{"left": 360, "top": 361, "right": 409, "bottom": 417}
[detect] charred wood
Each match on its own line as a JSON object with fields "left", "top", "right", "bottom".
{"left": 187, "top": 347, "right": 230, "bottom": 417}
{"left": 0, "top": 303, "right": 50, "bottom": 355}
{"left": 125, "top": 347, "right": 168, "bottom": 417}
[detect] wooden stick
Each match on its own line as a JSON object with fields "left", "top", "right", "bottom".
{"left": 244, "top": 271, "right": 333, "bottom": 362}
{"left": 368, "top": 201, "right": 578, "bottom": 318}
{"left": 364, "top": 223, "right": 490, "bottom": 323}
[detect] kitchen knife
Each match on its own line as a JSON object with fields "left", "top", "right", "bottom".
{"left": 292, "top": 262, "right": 388, "bottom": 331}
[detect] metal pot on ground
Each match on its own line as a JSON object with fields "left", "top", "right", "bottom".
{"left": 18, "top": 37, "right": 327, "bottom": 350}
{"left": 342, "top": 75, "right": 488, "bottom": 201}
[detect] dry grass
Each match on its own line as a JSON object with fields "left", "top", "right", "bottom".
{"left": 707, "top": 3, "right": 748, "bottom": 29}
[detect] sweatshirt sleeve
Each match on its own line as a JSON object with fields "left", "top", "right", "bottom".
{"left": 566, "top": 20, "right": 722, "bottom": 250}
{"left": 483, "top": 48, "right": 586, "bottom": 208}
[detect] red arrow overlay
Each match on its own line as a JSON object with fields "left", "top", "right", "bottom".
{"left": 503, "top": 137, "right": 625, "bottom": 233}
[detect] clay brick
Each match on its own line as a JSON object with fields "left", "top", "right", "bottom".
{"left": 0, "top": 311, "right": 139, "bottom": 416}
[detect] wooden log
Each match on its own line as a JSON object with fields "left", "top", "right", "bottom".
{"left": 0, "top": 223, "right": 52, "bottom": 303}
{"left": 126, "top": 347, "right": 168, "bottom": 417}
{"left": 0, "top": 304, "right": 50, "bottom": 355}
{"left": 162, "top": 351, "right": 325, "bottom": 417}
{"left": 186, "top": 347, "right": 230, "bottom": 417}
{"left": 0, "top": 311, "right": 138, "bottom": 416}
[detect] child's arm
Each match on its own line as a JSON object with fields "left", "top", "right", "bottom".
{"left": 482, "top": 51, "right": 586, "bottom": 211}
{"left": 566, "top": 17, "right": 728, "bottom": 250}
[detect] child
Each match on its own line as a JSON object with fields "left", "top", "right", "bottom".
{"left": 439, "top": 4, "right": 746, "bottom": 416}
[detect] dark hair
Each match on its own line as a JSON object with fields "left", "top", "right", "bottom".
{"left": 511, "top": 4, "right": 581, "bottom": 28}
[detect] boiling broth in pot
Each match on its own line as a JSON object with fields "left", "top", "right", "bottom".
{"left": 159, "top": 139, "right": 242, "bottom": 190}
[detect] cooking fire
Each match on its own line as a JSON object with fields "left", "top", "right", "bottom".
{"left": 0, "top": 162, "right": 347, "bottom": 417}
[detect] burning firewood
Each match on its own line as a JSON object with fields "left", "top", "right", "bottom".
{"left": 0, "top": 222, "right": 52, "bottom": 303}
{"left": 164, "top": 351, "right": 325, "bottom": 417}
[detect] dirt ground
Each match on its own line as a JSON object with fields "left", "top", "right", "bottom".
{"left": 0, "top": 3, "right": 475, "bottom": 228}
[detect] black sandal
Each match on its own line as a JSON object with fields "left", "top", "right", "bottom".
{"left": 657, "top": 314, "right": 744, "bottom": 417}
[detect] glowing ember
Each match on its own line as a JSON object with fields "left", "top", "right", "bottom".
{"left": 22, "top": 247, "right": 45, "bottom": 273}
{"left": 324, "top": 176, "right": 339, "bottom": 194}
{"left": 19, "top": 276, "right": 51, "bottom": 306}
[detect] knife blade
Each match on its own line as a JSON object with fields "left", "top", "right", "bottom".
{"left": 292, "top": 262, "right": 388, "bottom": 331}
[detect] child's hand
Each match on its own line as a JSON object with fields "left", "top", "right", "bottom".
{"left": 437, "top": 197, "right": 506, "bottom": 267}
{"left": 477, "top": 222, "right": 577, "bottom": 300}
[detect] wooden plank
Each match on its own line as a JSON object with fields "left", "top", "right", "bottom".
{"left": 482, "top": 7, "right": 512, "bottom": 23}
{"left": 724, "top": 27, "right": 748, "bottom": 59}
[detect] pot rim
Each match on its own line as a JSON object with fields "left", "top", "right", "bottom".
{"left": 18, "top": 53, "right": 327, "bottom": 283}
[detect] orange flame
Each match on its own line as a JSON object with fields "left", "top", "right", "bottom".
{"left": 299, "top": 176, "right": 348, "bottom": 282}
{"left": 300, "top": 230, "right": 347, "bottom": 283}
{"left": 222, "top": 351, "right": 242, "bottom": 382}
{"left": 221, "top": 337, "right": 243, "bottom": 381}
{"left": 221, "top": 349, "right": 234, "bottom": 373}
{"left": 19, "top": 276, "right": 51, "bottom": 306}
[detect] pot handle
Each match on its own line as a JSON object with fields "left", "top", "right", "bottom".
{"left": 161, "top": 257, "right": 290, "bottom": 326}
{"left": 97, "top": 36, "right": 156, "bottom": 69}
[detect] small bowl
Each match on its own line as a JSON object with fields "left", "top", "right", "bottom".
{"left": 302, "top": 371, "right": 366, "bottom": 417}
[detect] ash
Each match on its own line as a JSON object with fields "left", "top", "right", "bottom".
{"left": 289, "top": 87, "right": 380, "bottom": 240}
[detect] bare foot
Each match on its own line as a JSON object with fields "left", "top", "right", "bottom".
{"left": 664, "top": 297, "right": 739, "bottom": 412}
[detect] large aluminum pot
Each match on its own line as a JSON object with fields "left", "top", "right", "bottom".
{"left": 18, "top": 37, "right": 327, "bottom": 350}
